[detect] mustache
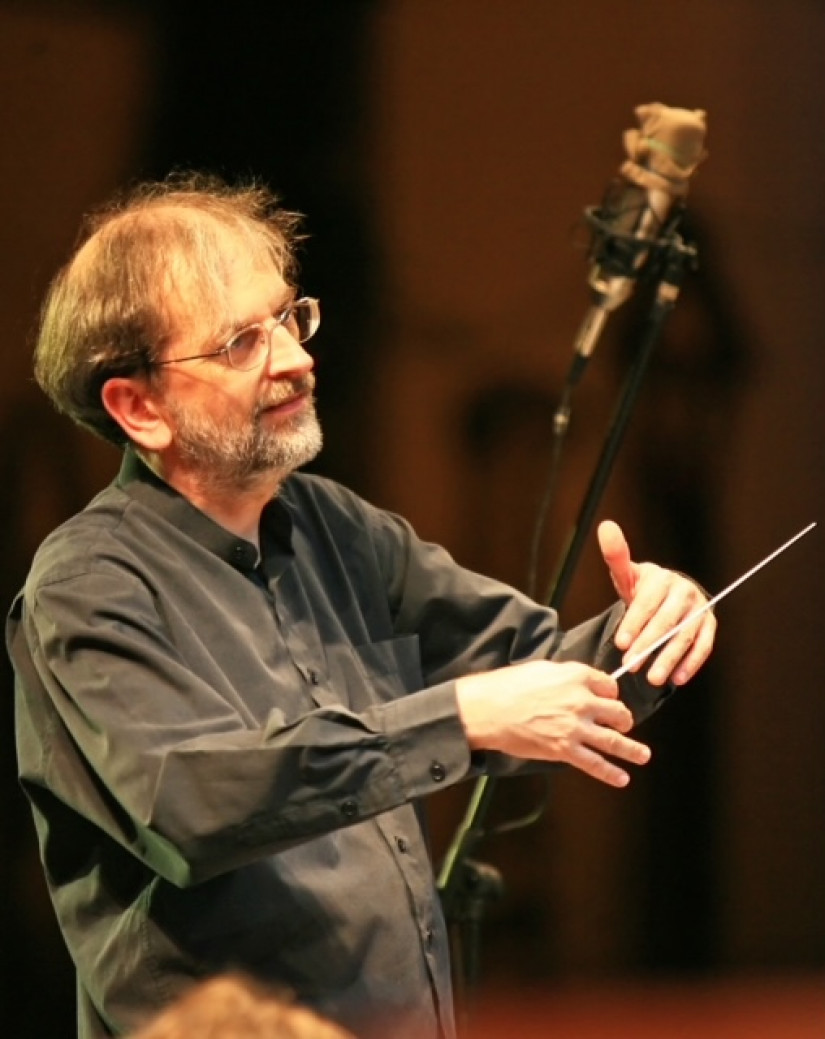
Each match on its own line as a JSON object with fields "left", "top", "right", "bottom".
{"left": 256, "top": 373, "right": 316, "bottom": 412}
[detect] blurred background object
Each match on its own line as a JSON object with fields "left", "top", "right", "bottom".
{"left": 1, "top": 2, "right": 823, "bottom": 1036}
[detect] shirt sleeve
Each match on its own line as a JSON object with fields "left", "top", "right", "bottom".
{"left": 10, "top": 481, "right": 670, "bottom": 890}
{"left": 363, "top": 497, "right": 671, "bottom": 726}
{"left": 10, "top": 565, "right": 474, "bottom": 889}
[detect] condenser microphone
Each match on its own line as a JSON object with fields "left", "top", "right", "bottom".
{"left": 571, "top": 102, "right": 708, "bottom": 368}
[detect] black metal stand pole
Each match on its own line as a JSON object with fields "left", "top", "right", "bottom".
{"left": 438, "top": 230, "right": 697, "bottom": 1038}
{"left": 546, "top": 241, "right": 695, "bottom": 608}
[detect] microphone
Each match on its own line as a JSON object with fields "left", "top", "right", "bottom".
{"left": 571, "top": 102, "right": 708, "bottom": 368}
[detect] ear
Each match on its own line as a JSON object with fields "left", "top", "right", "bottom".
{"left": 101, "top": 376, "right": 173, "bottom": 452}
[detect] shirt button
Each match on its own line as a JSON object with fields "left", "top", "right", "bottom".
{"left": 395, "top": 836, "right": 409, "bottom": 853}
{"left": 308, "top": 670, "right": 320, "bottom": 686}
{"left": 340, "top": 799, "right": 358, "bottom": 820}
{"left": 429, "top": 761, "right": 446, "bottom": 783}
{"left": 425, "top": 928, "right": 434, "bottom": 949}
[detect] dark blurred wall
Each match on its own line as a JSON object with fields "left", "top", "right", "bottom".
{"left": 1, "top": 9, "right": 155, "bottom": 1035}
{"left": 0, "top": 3, "right": 380, "bottom": 1035}
{"left": 366, "top": 0, "right": 825, "bottom": 985}
{"left": 141, "top": 0, "right": 382, "bottom": 495}
{"left": 1, "top": 2, "right": 823, "bottom": 1037}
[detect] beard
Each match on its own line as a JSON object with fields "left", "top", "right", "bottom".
{"left": 166, "top": 376, "right": 323, "bottom": 493}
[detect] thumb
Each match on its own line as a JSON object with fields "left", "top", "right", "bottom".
{"left": 597, "top": 519, "right": 639, "bottom": 603}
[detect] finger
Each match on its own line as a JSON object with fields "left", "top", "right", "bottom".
{"left": 567, "top": 731, "right": 652, "bottom": 788}
{"left": 625, "top": 587, "right": 714, "bottom": 683}
{"left": 621, "top": 593, "right": 690, "bottom": 666}
{"left": 660, "top": 613, "right": 718, "bottom": 686}
{"left": 567, "top": 743, "right": 633, "bottom": 788}
{"left": 597, "top": 520, "right": 638, "bottom": 603}
{"left": 587, "top": 725, "right": 652, "bottom": 767}
{"left": 641, "top": 609, "right": 715, "bottom": 685}
{"left": 615, "top": 563, "right": 672, "bottom": 651}
{"left": 645, "top": 639, "right": 698, "bottom": 685}
{"left": 591, "top": 697, "right": 635, "bottom": 733}
{"left": 586, "top": 670, "right": 621, "bottom": 701}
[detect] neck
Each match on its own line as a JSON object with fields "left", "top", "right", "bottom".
{"left": 140, "top": 451, "right": 286, "bottom": 548}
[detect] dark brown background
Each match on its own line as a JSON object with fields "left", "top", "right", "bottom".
{"left": 1, "top": 2, "right": 823, "bottom": 1036}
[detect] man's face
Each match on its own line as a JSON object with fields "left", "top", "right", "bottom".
{"left": 155, "top": 247, "right": 322, "bottom": 493}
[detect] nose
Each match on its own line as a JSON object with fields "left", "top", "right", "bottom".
{"left": 264, "top": 322, "right": 315, "bottom": 379}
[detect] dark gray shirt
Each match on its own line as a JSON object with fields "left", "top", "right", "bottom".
{"left": 7, "top": 449, "right": 668, "bottom": 1038}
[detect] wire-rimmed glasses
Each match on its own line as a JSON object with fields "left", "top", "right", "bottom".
{"left": 154, "top": 297, "right": 321, "bottom": 372}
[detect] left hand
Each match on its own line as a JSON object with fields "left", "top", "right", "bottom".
{"left": 597, "top": 519, "right": 717, "bottom": 686}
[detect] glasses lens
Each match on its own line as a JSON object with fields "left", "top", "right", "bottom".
{"left": 293, "top": 298, "right": 320, "bottom": 343}
{"left": 225, "top": 326, "right": 268, "bottom": 370}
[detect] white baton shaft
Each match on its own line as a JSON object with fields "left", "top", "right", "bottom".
{"left": 611, "top": 521, "right": 817, "bottom": 680}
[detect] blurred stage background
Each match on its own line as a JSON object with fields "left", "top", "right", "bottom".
{"left": 1, "top": 2, "right": 823, "bottom": 1036}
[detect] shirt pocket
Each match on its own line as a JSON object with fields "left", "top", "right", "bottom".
{"left": 329, "top": 635, "right": 424, "bottom": 711}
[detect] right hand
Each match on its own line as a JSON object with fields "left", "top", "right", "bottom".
{"left": 455, "top": 659, "right": 651, "bottom": 788}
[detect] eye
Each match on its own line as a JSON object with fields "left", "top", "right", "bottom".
{"left": 223, "top": 325, "right": 266, "bottom": 369}
{"left": 274, "top": 298, "right": 319, "bottom": 343}
{"left": 275, "top": 302, "right": 300, "bottom": 337}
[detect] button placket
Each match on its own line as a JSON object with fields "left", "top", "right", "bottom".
{"left": 267, "top": 593, "right": 334, "bottom": 707}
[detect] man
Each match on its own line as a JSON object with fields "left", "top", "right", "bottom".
{"left": 6, "top": 174, "right": 715, "bottom": 1039}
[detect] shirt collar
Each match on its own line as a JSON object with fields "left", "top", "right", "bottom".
{"left": 116, "top": 446, "right": 294, "bottom": 574}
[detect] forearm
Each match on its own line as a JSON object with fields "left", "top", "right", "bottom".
{"left": 13, "top": 578, "right": 475, "bottom": 886}
{"left": 18, "top": 638, "right": 473, "bottom": 886}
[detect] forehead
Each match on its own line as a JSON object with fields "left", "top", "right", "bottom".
{"left": 163, "top": 216, "right": 289, "bottom": 343}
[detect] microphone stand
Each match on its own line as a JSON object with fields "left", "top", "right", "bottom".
{"left": 547, "top": 227, "right": 697, "bottom": 607}
{"left": 437, "top": 215, "right": 698, "bottom": 1037}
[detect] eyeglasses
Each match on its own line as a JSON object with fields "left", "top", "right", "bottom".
{"left": 154, "top": 296, "right": 321, "bottom": 372}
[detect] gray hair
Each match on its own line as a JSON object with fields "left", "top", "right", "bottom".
{"left": 34, "top": 172, "right": 304, "bottom": 445}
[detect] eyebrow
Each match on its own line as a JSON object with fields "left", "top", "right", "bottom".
{"left": 224, "top": 289, "right": 297, "bottom": 341}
